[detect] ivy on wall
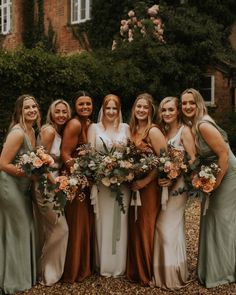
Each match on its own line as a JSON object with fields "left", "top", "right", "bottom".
{"left": 22, "top": 0, "right": 57, "bottom": 52}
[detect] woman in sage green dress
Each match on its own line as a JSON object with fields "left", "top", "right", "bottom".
{"left": 181, "top": 88, "right": 236, "bottom": 288}
{"left": 0, "top": 94, "right": 40, "bottom": 294}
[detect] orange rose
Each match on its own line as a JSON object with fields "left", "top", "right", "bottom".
{"left": 33, "top": 157, "right": 43, "bottom": 168}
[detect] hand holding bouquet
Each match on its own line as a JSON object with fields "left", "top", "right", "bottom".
{"left": 95, "top": 138, "right": 136, "bottom": 213}
{"left": 186, "top": 160, "right": 221, "bottom": 215}
{"left": 157, "top": 145, "right": 187, "bottom": 209}
{"left": 50, "top": 174, "right": 89, "bottom": 214}
{"left": 191, "top": 162, "right": 221, "bottom": 194}
{"left": 16, "top": 146, "right": 54, "bottom": 177}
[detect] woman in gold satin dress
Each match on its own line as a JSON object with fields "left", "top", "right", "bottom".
{"left": 126, "top": 93, "right": 166, "bottom": 286}
{"left": 61, "top": 90, "right": 95, "bottom": 282}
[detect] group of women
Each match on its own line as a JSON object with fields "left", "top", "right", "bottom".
{"left": 0, "top": 88, "right": 236, "bottom": 294}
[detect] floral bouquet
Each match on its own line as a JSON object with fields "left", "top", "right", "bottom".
{"left": 185, "top": 159, "right": 221, "bottom": 214}
{"left": 94, "top": 138, "right": 136, "bottom": 213}
{"left": 130, "top": 143, "right": 159, "bottom": 179}
{"left": 17, "top": 146, "right": 55, "bottom": 176}
{"left": 50, "top": 173, "right": 89, "bottom": 213}
{"left": 157, "top": 145, "right": 188, "bottom": 209}
{"left": 71, "top": 144, "right": 100, "bottom": 181}
{"left": 16, "top": 146, "right": 55, "bottom": 193}
{"left": 127, "top": 142, "right": 159, "bottom": 220}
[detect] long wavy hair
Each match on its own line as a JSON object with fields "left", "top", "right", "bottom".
{"left": 158, "top": 96, "right": 181, "bottom": 135}
{"left": 180, "top": 88, "right": 209, "bottom": 136}
{"left": 44, "top": 99, "right": 71, "bottom": 134}
{"left": 101, "top": 94, "right": 121, "bottom": 130}
{"left": 9, "top": 94, "right": 41, "bottom": 131}
{"left": 129, "top": 93, "right": 157, "bottom": 140}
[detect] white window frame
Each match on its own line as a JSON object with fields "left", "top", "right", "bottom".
{"left": 0, "top": 0, "right": 12, "bottom": 35}
{"left": 200, "top": 75, "right": 215, "bottom": 106}
{"left": 71, "top": 0, "right": 92, "bottom": 24}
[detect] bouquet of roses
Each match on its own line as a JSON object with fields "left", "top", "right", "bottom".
{"left": 17, "top": 146, "right": 55, "bottom": 176}
{"left": 17, "top": 146, "right": 55, "bottom": 192}
{"left": 190, "top": 162, "right": 221, "bottom": 195}
{"left": 127, "top": 142, "right": 159, "bottom": 220}
{"left": 157, "top": 145, "right": 188, "bottom": 180}
{"left": 94, "top": 138, "right": 136, "bottom": 213}
{"left": 50, "top": 173, "right": 89, "bottom": 213}
{"left": 129, "top": 142, "right": 159, "bottom": 179}
{"left": 186, "top": 161, "right": 221, "bottom": 215}
{"left": 157, "top": 145, "right": 188, "bottom": 209}
{"left": 71, "top": 143, "right": 100, "bottom": 181}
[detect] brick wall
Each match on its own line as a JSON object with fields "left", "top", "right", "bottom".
{"left": 43, "top": 0, "right": 82, "bottom": 53}
{"left": 1, "top": 0, "right": 24, "bottom": 50}
{"left": 1, "top": 0, "right": 83, "bottom": 53}
{"left": 207, "top": 67, "right": 232, "bottom": 121}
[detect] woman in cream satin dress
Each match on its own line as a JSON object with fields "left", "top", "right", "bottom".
{"left": 36, "top": 99, "right": 71, "bottom": 286}
{"left": 153, "top": 96, "right": 196, "bottom": 290}
{"left": 88, "top": 94, "right": 130, "bottom": 277}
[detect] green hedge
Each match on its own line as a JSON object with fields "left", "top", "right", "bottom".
{"left": 0, "top": 46, "right": 236, "bottom": 154}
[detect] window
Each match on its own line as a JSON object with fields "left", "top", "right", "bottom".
{"left": 0, "top": 0, "right": 12, "bottom": 35}
{"left": 71, "top": 0, "right": 92, "bottom": 24}
{"left": 199, "top": 75, "right": 215, "bottom": 106}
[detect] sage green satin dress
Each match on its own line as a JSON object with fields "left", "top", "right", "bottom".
{"left": 197, "top": 120, "right": 236, "bottom": 288}
{"left": 0, "top": 128, "right": 37, "bottom": 294}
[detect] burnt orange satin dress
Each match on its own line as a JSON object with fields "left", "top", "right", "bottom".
{"left": 126, "top": 132, "right": 161, "bottom": 286}
{"left": 62, "top": 128, "right": 94, "bottom": 283}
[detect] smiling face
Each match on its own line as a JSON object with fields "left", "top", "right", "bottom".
{"left": 22, "top": 98, "right": 39, "bottom": 123}
{"left": 161, "top": 100, "right": 179, "bottom": 125}
{"left": 103, "top": 100, "right": 119, "bottom": 123}
{"left": 52, "top": 102, "right": 69, "bottom": 126}
{"left": 75, "top": 96, "right": 93, "bottom": 118}
{"left": 134, "top": 98, "right": 150, "bottom": 122}
{"left": 181, "top": 92, "right": 197, "bottom": 119}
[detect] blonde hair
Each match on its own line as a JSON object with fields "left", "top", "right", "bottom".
{"left": 129, "top": 93, "right": 157, "bottom": 140}
{"left": 44, "top": 99, "right": 71, "bottom": 132}
{"left": 180, "top": 88, "right": 209, "bottom": 135}
{"left": 158, "top": 96, "right": 181, "bottom": 134}
{"left": 101, "top": 94, "right": 121, "bottom": 130}
{"left": 10, "top": 94, "right": 41, "bottom": 131}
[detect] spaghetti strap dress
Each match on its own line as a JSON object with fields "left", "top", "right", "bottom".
{"left": 126, "top": 127, "right": 161, "bottom": 286}
{"left": 0, "top": 127, "right": 37, "bottom": 294}
{"left": 153, "top": 126, "right": 189, "bottom": 289}
{"left": 35, "top": 129, "right": 68, "bottom": 286}
{"left": 196, "top": 119, "right": 236, "bottom": 288}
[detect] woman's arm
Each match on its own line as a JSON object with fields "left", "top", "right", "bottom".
{"left": 181, "top": 126, "right": 196, "bottom": 164}
{"left": 87, "top": 123, "right": 96, "bottom": 148}
{"left": 0, "top": 129, "right": 26, "bottom": 177}
{"left": 198, "top": 122, "right": 228, "bottom": 189}
{"left": 61, "top": 118, "right": 81, "bottom": 169}
{"left": 40, "top": 125, "right": 55, "bottom": 153}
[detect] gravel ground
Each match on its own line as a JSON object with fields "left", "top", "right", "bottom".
{"left": 17, "top": 200, "right": 236, "bottom": 295}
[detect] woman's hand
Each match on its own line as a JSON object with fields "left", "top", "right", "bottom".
{"left": 131, "top": 179, "right": 148, "bottom": 191}
{"left": 158, "top": 178, "right": 172, "bottom": 187}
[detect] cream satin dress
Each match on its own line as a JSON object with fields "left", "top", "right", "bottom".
{"left": 91, "top": 123, "right": 130, "bottom": 277}
{"left": 153, "top": 126, "right": 189, "bottom": 289}
{"left": 35, "top": 129, "right": 68, "bottom": 286}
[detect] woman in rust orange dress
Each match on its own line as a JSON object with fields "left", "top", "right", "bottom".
{"left": 61, "top": 90, "right": 94, "bottom": 282}
{"left": 126, "top": 93, "right": 167, "bottom": 286}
